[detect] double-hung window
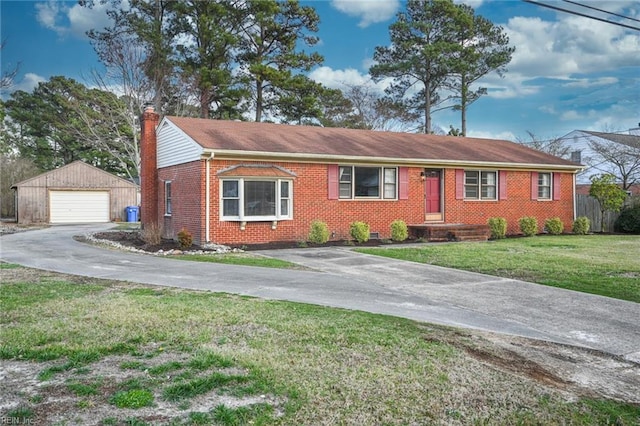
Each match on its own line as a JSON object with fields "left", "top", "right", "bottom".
{"left": 164, "top": 181, "right": 172, "bottom": 215}
{"left": 464, "top": 171, "right": 497, "bottom": 200}
{"left": 221, "top": 178, "right": 292, "bottom": 221}
{"left": 338, "top": 166, "right": 397, "bottom": 199}
{"left": 538, "top": 172, "right": 552, "bottom": 200}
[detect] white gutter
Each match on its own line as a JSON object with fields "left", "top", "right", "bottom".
{"left": 573, "top": 173, "right": 577, "bottom": 221}
{"left": 202, "top": 148, "right": 583, "bottom": 173}
{"left": 203, "top": 152, "right": 214, "bottom": 242}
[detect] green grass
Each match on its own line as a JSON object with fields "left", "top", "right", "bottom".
{"left": 1, "top": 266, "right": 638, "bottom": 424}
{"left": 357, "top": 235, "right": 640, "bottom": 302}
{"left": 67, "top": 380, "right": 101, "bottom": 396}
{"left": 0, "top": 262, "right": 21, "bottom": 269}
{"left": 110, "top": 389, "right": 154, "bottom": 409}
{"left": 173, "top": 253, "right": 301, "bottom": 269}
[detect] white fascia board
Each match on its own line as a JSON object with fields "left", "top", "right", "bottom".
{"left": 205, "top": 149, "right": 583, "bottom": 173}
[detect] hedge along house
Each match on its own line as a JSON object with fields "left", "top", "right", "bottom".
{"left": 140, "top": 107, "right": 582, "bottom": 245}
{"left": 12, "top": 160, "right": 139, "bottom": 224}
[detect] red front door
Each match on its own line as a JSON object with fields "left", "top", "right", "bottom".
{"left": 424, "top": 169, "right": 442, "bottom": 220}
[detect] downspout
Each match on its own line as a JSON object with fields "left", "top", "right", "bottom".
{"left": 204, "top": 152, "right": 214, "bottom": 243}
{"left": 573, "top": 173, "right": 577, "bottom": 221}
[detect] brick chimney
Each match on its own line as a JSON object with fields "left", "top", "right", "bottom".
{"left": 140, "top": 105, "right": 160, "bottom": 227}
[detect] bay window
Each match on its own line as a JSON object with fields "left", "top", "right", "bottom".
{"left": 221, "top": 178, "right": 292, "bottom": 221}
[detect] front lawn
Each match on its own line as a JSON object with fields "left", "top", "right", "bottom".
{"left": 357, "top": 235, "right": 640, "bottom": 303}
{"left": 1, "top": 265, "right": 638, "bottom": 424}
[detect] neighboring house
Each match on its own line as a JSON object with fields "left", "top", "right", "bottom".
{"left": 12, "top": 161, "right": 139, "bottom": 224}
{"left": 140, "top": 107, "right": 582, "bottom": 245}
{"left": 559, "top": 129, "right": 640, "bottom": 190}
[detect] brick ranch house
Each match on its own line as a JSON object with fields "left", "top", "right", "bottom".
{"left": 140, "top": 107, "right": 582, "bottom": 245}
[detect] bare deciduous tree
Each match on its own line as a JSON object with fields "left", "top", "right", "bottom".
{"left": 1, "top": 39, "right": 20, "bottom": 91}
{"left": 0, "top": 155, "right": 39, "bottom": 218}
{"left": 517, "top": 131, "right": 570, "bottom": 158}
{"left": 587, "top": 136, "right": 640, "bottom": 191}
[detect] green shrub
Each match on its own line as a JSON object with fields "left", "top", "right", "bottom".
{"left": 544, "top": 217, "right": 564, "bottom": 235}
{"left": 518, "top": 216, "right": 538, "bottom": 237}
{"left": 308, "top": 220, "right": 330, "bottom": 244}
{"left": 614, "top": 203, "right": 640, "bottom": 234}
{"left": 177, "top": 228, "right": 193, "bottom": 249}
{"left": 487, "top": 217, "right": 507, "bottom": 239}
{"left": 390, "top": 220, "right": 408, "bottom": 242}
{"left": 572, "top": 216, "right": 590, "bottom": 235}
{"left": 350, "top": 221, "right": 370, "bottom": 243}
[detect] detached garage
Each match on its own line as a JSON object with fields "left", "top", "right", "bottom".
{"left": 12, "top": 161, "right": 139, "bottom": 224}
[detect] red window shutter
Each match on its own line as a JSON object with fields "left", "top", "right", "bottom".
{"left": 553, "top": 173, "right": 561, "bottom": 200}
{"left": 531, "top": 172, "right": 538, "bottom": 200}
{"left": 455, "top": 169, "right": 464, "bottom": 200}
{"left": 499, "top": 170, "right": 508, "bottom": 200}
{"left": 327, "top": 164, "right": 339, "bottom": 200}
{"left": 399, "top": 167, "right": 409, "bottom": 200}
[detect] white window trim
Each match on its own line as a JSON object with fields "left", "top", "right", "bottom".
{"left": 538, "top": 172, "right": 553, "bottom": 201}
{"left": 338, "top": 166, "right": 398, "bottom": 200}
{"left": 164, "top": 181, "right": 172, "bottom": 216}
{"left": 220, "top": 178, "right": 293, "bottom": 221}
{"left": 464, "top": 170, "right": 498, "bottom": 201}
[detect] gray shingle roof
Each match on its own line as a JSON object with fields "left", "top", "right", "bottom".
{"left": 580, "top": 131, "right": 640, "bottom": 148}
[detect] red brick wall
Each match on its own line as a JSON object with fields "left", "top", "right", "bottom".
{"left": 157, "top": 161, "right": 204, "bottom": 243}
{"left": 140, "top": 108, "right": 160, "bottom": 227}
{"left": 443, "top": 169, "right": 575, "bottom": 235}
{"left": 208, "top": 160, "right": 427, "bottom": 245}
{"left": 159, "top": 160, "right": 576, "bottom": 245}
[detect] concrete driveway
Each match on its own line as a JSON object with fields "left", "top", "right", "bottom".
{"left": 1, "top": 224, "right": 639, "bottom": 362}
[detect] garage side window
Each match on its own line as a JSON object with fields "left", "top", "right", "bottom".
{"left": 165, "top": 181, "right": 172, "bottom": 215}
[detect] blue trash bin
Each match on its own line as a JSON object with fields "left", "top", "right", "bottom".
{"left": 126, "top": 206, "right": 139, "bottom": 222}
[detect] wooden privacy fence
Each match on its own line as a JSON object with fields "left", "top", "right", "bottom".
{"left": 575, "top": 194, "right": 633, "bottom": 233}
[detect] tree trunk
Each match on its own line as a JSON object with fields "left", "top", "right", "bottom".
{"left": 424, "top": 79, "right": 431, "bottom": 134}
{"left": 461, "top": 73, "right": 467, "bottom": 137}
{"left": 199, "top": 90, "right": 209, "bottom": 119}
{"left": 255, "top": 80, "right": 263, "bottom": 122}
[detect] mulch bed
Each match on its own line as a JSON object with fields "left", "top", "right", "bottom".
{"left": 92, "top": 231, "right": 423, "bottom": 253}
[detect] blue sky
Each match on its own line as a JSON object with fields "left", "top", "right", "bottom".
{"left": 1, "top": 0, "right": 639, "bottom": 142}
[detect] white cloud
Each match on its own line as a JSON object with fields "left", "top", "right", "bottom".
{"left": 309, "top": 66, "right": 384, "bottom": 92}
{"left": 11, "top": 73, "right": 46, "bottom": 93}
{"left": 35, "top": 1, "right": 63, "bottom": 32}
{"left": 539, "top": 105, "right": 556, "bottom": 114}
{"left": 562, "top": 77, "right": 619, "bottom": 88}
{"left": 35, "top": 1, "right": 113, "bottom": 39}
{"left": 454, "top": 0, "right": 484, "bottom": 8}
{"left": 504, "top": 15, "right": 640, "bottom": 80}
{"left": 466, "top": 129, "right": 517, "bottom": 141}
{"left": 330, "top": 0, "right": 399, "bottom": 28}
{"left": 476, "top": 12, "right": 640, "bottom": 102}
{"left": 560, "top": 110, "right": 582, "bottom": 121}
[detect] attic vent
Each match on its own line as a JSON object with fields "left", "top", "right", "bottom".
{"left": 571, "top": 151, "right": 581, "bottom": 163}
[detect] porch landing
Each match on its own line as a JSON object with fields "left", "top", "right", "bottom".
{"left": 408, "top": 223, "right": 490, "bottom": 242}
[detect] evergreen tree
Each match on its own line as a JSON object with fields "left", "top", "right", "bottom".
{"left": 370, "top": 0, "right": 461, "bottom": 133}
{"left": 448, "top": 4, "right": 513, "bottom": 136}
{"left": 237, "top": 0, "right": 323, "bottom": 122}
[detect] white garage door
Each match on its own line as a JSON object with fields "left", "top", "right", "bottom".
{"left": 50, "top": 191, "right": 110, "bottom": 223}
